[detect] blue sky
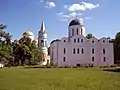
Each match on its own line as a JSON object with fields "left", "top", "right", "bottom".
{"left": 0, "top": 0, "right": 120, "bottom": 44}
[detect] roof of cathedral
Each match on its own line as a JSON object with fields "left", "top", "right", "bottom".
{"left": 23, "top": 29, "right": 34, "bottom": 36}
{"left": 40, "top": 21, "right": 45, "bottom": 33}
{"left": 69, "top": 19, "right": 84, "bottom": 27}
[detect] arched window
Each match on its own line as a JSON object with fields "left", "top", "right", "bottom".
{"left": 77, "top": 48, "right": 79, "bottom": 54}
{"left": 103, "top": 48, "right": 105, "bottom": 54}
{"left": 103, "top": 40, "right": 105, "bottom": 43}
{"left": 77, "top": 28, "right": 79, "bottom": 35}
{"left": 92, "top": 40, "right": 94, "bottom": 43}
{"left": 73, "top": 48, "right": 75, "bottom": 54}
{"left": 92, "top": 57, "right": 94, "bottom": 61}
{"left": 63, "top": 57, "right": 66, "bottom": 62}
{"left": 41, "top": 40, "right": 44, "bottom": 46}
{"left": 92, "top": 48, "right": 94, "bottom": 54}
{"left": 81, "top": 39, "right": 83, "bottom": 43}
{"left": 77, "top": 38, "right": 79, "bottom": 43}
{"left": 81, "top": 28, "right": 83, "bottom": 35}
{"left": 103, "top": 57, "right": 106, "bottom": 62}
{"left": 64, "top": 48, "right": 66, "bottom": 54}
{"left": 74, "top": 39, "right": 76, "bottom": 43}
{"left": 81, "top": 48, "right": 84, "bottom": 54}
{"left": 72, "top": 29, "right": 74, "bottom": 36}
{"left": 45, "top": 41, "right": 47, "bottom": 46}
{"left": 64, "top": 40, "right": 66, "bottom": 42}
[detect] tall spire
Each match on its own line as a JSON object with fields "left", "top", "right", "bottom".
{"left": 40, "top": 20, "right": 45, "bottom": 33}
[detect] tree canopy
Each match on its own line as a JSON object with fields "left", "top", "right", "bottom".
{"left": 86, "top": 33, "right": 93, "bottom": 39}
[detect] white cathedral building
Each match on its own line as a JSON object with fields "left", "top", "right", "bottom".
{"left": 50, "top": 18, "right": 114, "bottom": 67}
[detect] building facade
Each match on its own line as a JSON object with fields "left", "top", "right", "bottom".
{"left": 50, "top": 18, "right": 114, "bottom": 66}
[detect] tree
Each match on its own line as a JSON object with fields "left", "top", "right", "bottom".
{"left": 48, "top": 46, "right": 50, "bottom": 55}
{"left": 86, "top": 33, "right": 93, "bottom": 39}
{"left": 114, "top": 32, "right": 120, "bottom": 63}
{"left": 0, "top": 24, "right": 12, "bottom": 66}
{"left": 13, "top": 37, "right": 42, "bottom": 66}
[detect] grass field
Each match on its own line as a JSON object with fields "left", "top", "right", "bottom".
{"left": 0, "top": 67, "right": 120, "bottom": 90}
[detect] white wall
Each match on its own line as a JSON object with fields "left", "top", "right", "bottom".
{"left": 50, "top": 36, "right": 114, "bottom": 67}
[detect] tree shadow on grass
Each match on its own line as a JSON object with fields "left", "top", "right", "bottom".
{"left": 24, "top": 66, "right": 52, "bottom": 69}
{"left": 103, "top": 68, "right": 120, "bottom": 73}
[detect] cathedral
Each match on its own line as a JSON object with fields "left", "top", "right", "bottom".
{"left": 50, "top": 18, "right": 114, "bottom": 67}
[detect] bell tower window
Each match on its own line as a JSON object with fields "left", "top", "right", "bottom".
{"left": 41, "top": 40, "right": 44, "bottom": 46}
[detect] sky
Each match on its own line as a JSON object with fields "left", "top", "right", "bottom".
{"left": 0, "top": 0, "right": 120, "bottom": 44}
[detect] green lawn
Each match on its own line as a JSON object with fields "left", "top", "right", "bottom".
{"left": 0, "top": 67, "right": 120, "bottom": 90}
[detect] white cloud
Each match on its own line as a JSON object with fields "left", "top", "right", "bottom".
{"left": 85, "top": 17, "right": 93, "bottom": 20}
{"left": 64, "top": 5, "right": 69, "bottom": 8}
{"left": 57, "top": 12, "right": 82, "bottom": 22}
{"left": 40, "top": 0, "right": 43, "bottom": 3}
{"left": 57, "top": 12, "right": 64, "bottom": 16}
{"left": 82, "top": 2, "right": 99, "bottom": 10}
{"left": 64, "top": 2, "right": 99, "bottom": 11}
{"left": 69, "top": 12, "right": 82, "bottom": 17}
{"left": 67, "top": 4, "right": 86, "bottom": 11}
{"left": 45, "top": 1, "right": 56, "bottom": 9}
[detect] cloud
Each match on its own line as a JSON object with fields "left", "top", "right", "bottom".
{"left": 64, "top": 2, "right": 99, "bottom": 11}
{"left": 45, "top": 1, "right": 56, "bottom": 9}
{"left": 40, "top": 0, "right": 43, "bottom": 3}
{"left": 57, "top": 12, "right": 82, "bottom": 22}
{"left": 85, "top": 17, "right": 93, "bottom": 20}
{"left": 82, "top": 2, "right": 99, "bottom": 10}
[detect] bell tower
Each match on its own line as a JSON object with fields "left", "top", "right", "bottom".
{"left": 38, "top": 20, "right": 48, "bottom": 65}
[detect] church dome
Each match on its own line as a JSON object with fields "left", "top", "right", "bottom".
{"left": 69, "top": 19, "right": 83, "bottom": 27}
{"left": 23, "top": 30, "right": 34, "bottom": 36}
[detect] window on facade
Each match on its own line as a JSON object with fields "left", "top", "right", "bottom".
{"left": 92, "top": 40, "right": 94, "bottom": 43}
{"left": 64, "top": 48, "right": 66, "bottom": 54}
{"left": 72, "top": 29, "right": 74, "bottom": 36}
{"left": 92, "top": 57, "right": 94, "bottom": 61}
{"left": 103, "top": 48, "right": 105, "bottom": 54}
{"left": 104, "top": 57, "right": 106, "bottom": 62}
{"left": 77, "top": 48, "right": 79, "bottom": 54}
{"left": 81, "top": 48, "right": 84, "bottom": 54}
{"left": 63, "top": 57, "right": 66, "bottom": 62}
{"left": 92, "top": 48, "right": 94, "bottom": 54}
{"left": 73, "top": 48, "right": 75, "bottom": 54}
{"left": 77, "top": 38, "right": 79, "bottom": 43}
{"left": 103, "top": 40, "right": 105, "bottom": 43}
{"left": 77, "top": 28, "right": 79, "bottom": 35}
{"left": 74, "top": 39, "right": 76, "bottom": 43}
{"left": 81, "top": 39, "right": 83, "bottom": 43}
{"left": 64, "top": 40, "right": 66, "bottom": 42}
{"left": 81, "top": 28, "right": 83, "bottom": 35}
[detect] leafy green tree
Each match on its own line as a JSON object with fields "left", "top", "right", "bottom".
{"left": 114, "top": 32, "right": 120, "bottom": 63}
{"left": 48, "top": 46, "right": 50, "bottom": 55}
{"left": 13, "top": 37, "right": 42, "bottom": 65}
{"left": 0, "top": 24, "right": 12, "bottom": 66}
{"left": 86, "top": 33, "right": 93, "bottom": 39}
